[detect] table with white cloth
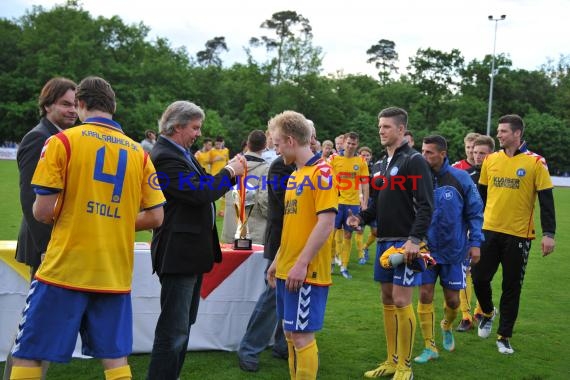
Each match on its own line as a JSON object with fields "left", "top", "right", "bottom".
{"left": 0, "top": 241, "right": 267, "bottom": 361}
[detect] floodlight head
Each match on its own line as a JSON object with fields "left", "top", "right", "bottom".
{"left": 501, "top": 15, "right": 506, "bottom": 20}
{"left": 488, "top": 15, "right": 493, "bottom": 20}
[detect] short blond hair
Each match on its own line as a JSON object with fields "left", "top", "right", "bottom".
{"left": 464, "top": 132, "right": 481, "bottom": 144}
{"left": 268, "top": 111, "right": 311, "bottom": 146}
{"left": 322, "top": 140, "right": 334, "bottom": 148}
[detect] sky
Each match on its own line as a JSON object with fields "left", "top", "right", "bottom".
{"left": 1, "top": 0, "right": 569, "bottom": 78}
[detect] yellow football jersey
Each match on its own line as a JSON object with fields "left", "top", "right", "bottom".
{"left": 210, "top": 147, "right": 229, "bottom": 175}
{"left": 479, "top": 150, "right": 553, "bottom": 239}
{"left": 330, "top": 155, "right": 369, "bottom": 205}
{"left": 32, "top": 118, "right": 165, "bottom": 293}
{"left": 276, "top": 158, "right": 338, "bottom": 286}
{"left": 195, "top": 149, "right": 211, "bottom": 174}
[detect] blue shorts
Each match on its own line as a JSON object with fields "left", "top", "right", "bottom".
{"left": 421, "top": 262, "right": 466, "bottom": 290}
{"left": 335, "top": 204, "right": 360, "bottom": 231}
{"left": 11, "top": 281, "right": 132, "bottom": 363}
{"left": 276, "top": 279, "right": 329, "bottom": 332}
{"left": 374, "top": 241, "right": 422, "bottom": 287}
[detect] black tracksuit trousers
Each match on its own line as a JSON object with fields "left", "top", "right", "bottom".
{"left": 471, "top": 230, "right": 531, "bottom": 338}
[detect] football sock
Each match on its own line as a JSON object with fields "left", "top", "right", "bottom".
{"left": 442, "top": 304, "right": 459, "bottom": 330}
{"left": 295, "top": 340, "right": 319, "bottom": 380}
{"left": 355, "top": 233, "right": 364, "bottom": 256}
{"left": 459, "top": 273, "right": 473, "bottom": 320}
{"left": 287, "top": 337, "right": 296, "bottom": 379}
{"left": 341, "top": 236, "right": 352, "bottom": 268}
{"left": 474, "top": 301, "right": 483, "bottom": 316}
{"left": 417, "top": 302, "right": 437, "bottom": 350}
{"left": 104, "top": 365, "right": 132, "bottom": 380}
{"left": 9, "top": 366, "right": 42, "bottom": 380}
{"left": 334, "top": 229, "right": 343, "bottom": 258}
{"left": 396, "top": 304, "right": 416, "bottom": 368}
{"left": 384, "top": 304, "right": 398, "bottom": 364}
{"left": 365, "top": 233, "right": 376, "bottom": 249}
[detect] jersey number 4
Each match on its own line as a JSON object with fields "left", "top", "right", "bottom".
{"left": 93, "top": 147, "right": 128, "bottom": 203}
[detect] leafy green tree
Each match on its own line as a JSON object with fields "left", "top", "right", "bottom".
{"left": 366, "top": 39, "right": 399, "bottom": 84}
{"left": 406, "top": 48, "right": 465, "bottom": 129}
{"left": 249, "top": 10, "right": 321, "bottom": 84}
{"left": 523, "top": 112, "right": 570, "bottom": 173}
{"left": 432, "top": 118, "right": 470, "bottom": 163}
{"left": 196, "top": 36, "right": 228, "bottom": 67}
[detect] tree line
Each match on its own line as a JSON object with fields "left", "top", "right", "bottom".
{"left": 1, "top": 1, "right": 569, "bottom": 172}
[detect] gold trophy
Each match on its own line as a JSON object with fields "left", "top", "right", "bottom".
{"left": 233, "top": 161, "right": 253, "bottom": 250}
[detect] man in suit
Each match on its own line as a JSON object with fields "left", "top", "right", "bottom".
{"left": 147, "top": 101, "right": 245, "bottom": 380}
{"left": 15, "top": 77, "right": 78, "bottom": 278}
{"left": 4, "top": 77, "right": 77, "bottom": 380}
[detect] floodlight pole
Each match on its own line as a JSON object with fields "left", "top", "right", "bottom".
{"left": 486, "top": 14, "right": 506, "bottom": 136}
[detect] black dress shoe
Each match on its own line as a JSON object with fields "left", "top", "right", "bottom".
{"left": 239, "top": 358, "right": 259, "bottom": 372}
{"left": 272, "top": 350, "right": 288, "bottom": 360}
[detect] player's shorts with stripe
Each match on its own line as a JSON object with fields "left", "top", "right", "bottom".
{"left": 374, "top": 241, "right": 422, "bottom": 287}
{"left": 420, "top": 262, "right": 466, "bottom": 290}
{"left": 11, "top": 280, "right": 132, "bottom": 363}
{"left": 276, "top": 279, "right": 329, "bottom": 332}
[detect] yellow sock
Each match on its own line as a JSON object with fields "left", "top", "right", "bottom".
{"left": 330, "top": 231, "right": 337, "bottom": 260}
{"left": 287, "top": 337, "right": 296, "bottom": 379}
{"left": 355, "top": 233, "right": 364, "bottom": 256}
{"left": 365, "top": 233, "right": 376, "bottom": 249}
{"left": 459, "top": 273, "right": 473, "bottom": 320}
{"left": 474, "top": 301, "right": 483, "bottom": 316}
{"left": 395, "top": 304, "right": 416, "bottom": 369}
{"left": 334, "top": 229, "right": 343, "bottom": 257}
{"left": 104, "top": 365, "right": 132, "bottom": 380}
{"left": 295, "top": 340, "right": 318, "bottom": 380}
{"left": 9, "top": 366, "right": 41, "bottom": 380}
{"left": 383, "top": 304, "right": 398, "bottom": 364}
{"left": 341, "top": 236, "right": 352, "bottom": 267}
{"left": 442, "top": 305, "right": 459, "bottom": 330}
{"left": 417, "top": 302, "right": 437, "bottom": 351}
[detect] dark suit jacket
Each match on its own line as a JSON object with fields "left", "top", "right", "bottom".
{"left": 263, "top": 156, "right": 295, "bottom": 260}
{"left": 150, "top": 136, "right": 235, "bottom": 275}
{"left": 15, "top": 118, "right": 60, "bottom": 269}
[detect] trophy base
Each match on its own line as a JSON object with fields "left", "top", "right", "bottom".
{"left": 234, "top": 238, "right": 253, "bottom": 250}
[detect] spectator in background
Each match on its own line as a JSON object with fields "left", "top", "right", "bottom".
{"left": 141, "top": 129, "right": 157, "bottom": 153}
{"left": 195, "top": 137, "right": 213, "bottom": 174}
{"left": 4, "top": 77, "right": 78, "bottom": 380}
{"left": 210, "top": 135, "right": 230, "bottom": 175}
{"left": 210, "top": 135, "right": 230, "bottom": 217}
{"left": 262, "top": 130, "right": 278, "bottom": 164}
{"left": 221, "top": 130, "right": 269, "bottom": 245}
{"left": 404, "top": 130, "right": 415, "bottom": 148}
{"left": 452, "top": 132, "right": 481, "bottom": 170}
{"left": 330, "top": 132, "right": 369, "bottom": 279}
{"left": 456, "top": 134, "right": 496, "bottom": 333}
{"left": 334, "top": 134, "right": 346, "bottom": 156}
{"left": 321, "top": 140, "right": 334, "bottom": 159}
{"left": 10, "top": 76, "right": 165, "bottom": 380}
{"left": 147, "top": 101, "right": 245, "bottom": 379}
{"left": 356, "top": 146, "right": 377, "bottom": 264}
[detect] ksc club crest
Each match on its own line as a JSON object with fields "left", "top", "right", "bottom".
{"left": 353, "top": 165, "right": 359, "bottom": 171}
{"left": 390, "top": 167, "right": 399, "bottom": 176}
{"left": 516, "top": 168, "right": 526, "bottom": 177}
{"left": 296, "top": 186, "right": 303, "bottom": 196}
{"left": 444, "top": 190, "right": 453, "bottom": 200}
